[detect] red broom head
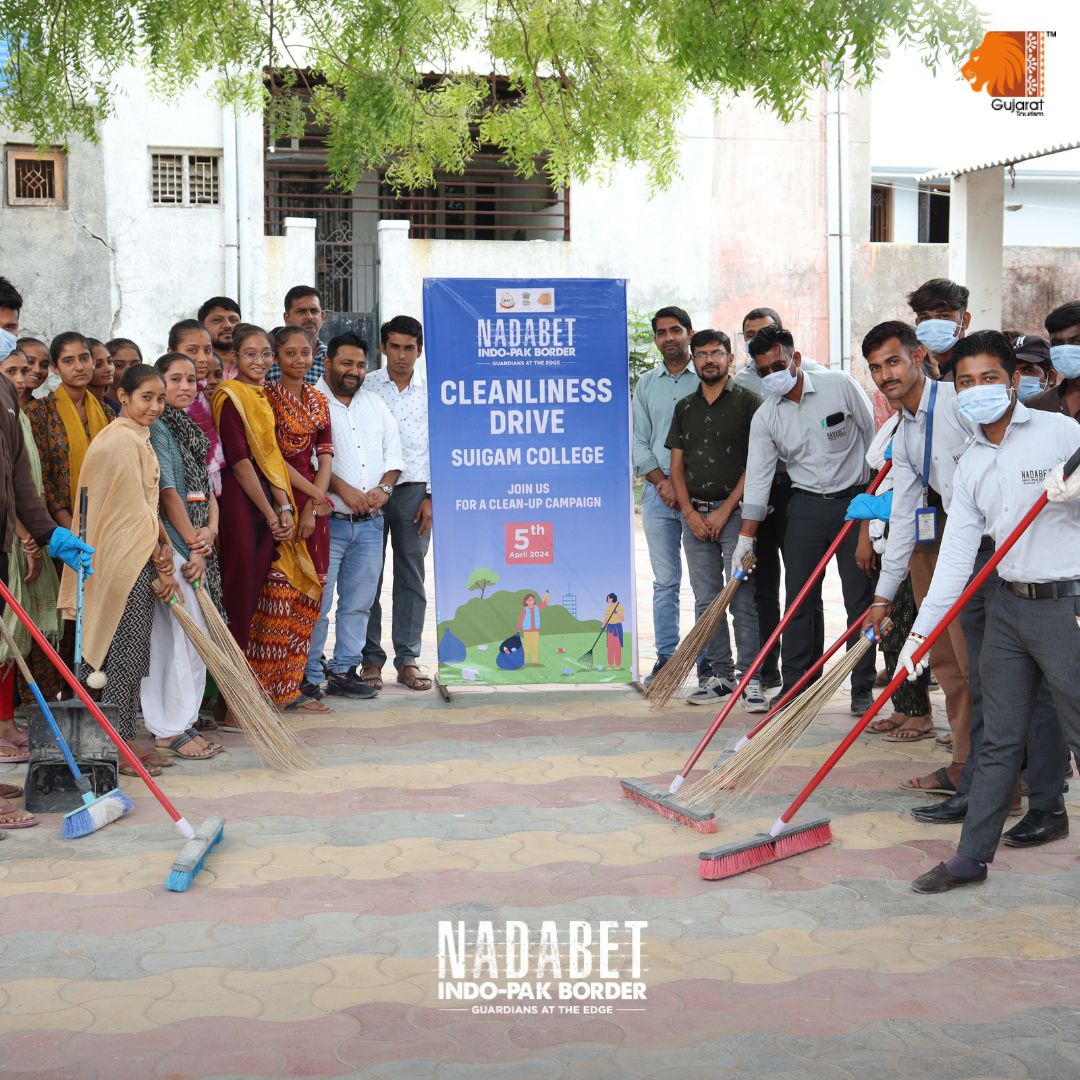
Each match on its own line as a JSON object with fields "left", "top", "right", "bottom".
{"left": 698, "top": 818, "right": 832, "bottom": 880}
{"left": 620, "top": 778, "right": 719, "bottom": 834}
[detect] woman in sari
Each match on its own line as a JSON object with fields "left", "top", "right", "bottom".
{"left": 169, "top": 320, "right": 225, "bottom": 497}
{"left": 146, "top": 353, "right": 225, "bottom": 758}
{"left": 56, "top": 365, "right": 184, "bottom": 776}
{"left": 265, "top": 327, "right": 334, "bottom": 701}
{"left": 88, "top": 338, "right": 119, "bottom": 417}
{"left": 212, "top": 324, "right": 327, "bottom": 712}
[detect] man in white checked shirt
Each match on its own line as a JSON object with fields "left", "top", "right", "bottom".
{"left": 361, "top": 315, "right": 434, "bottom": 693}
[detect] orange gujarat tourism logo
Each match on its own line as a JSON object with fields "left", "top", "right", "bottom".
{"left": 961, "top": 31, "right": 1048, "bottom": 115}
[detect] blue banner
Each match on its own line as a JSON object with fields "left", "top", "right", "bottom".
{"left": 425, "top": 278, "right": 636, "bottom": 686}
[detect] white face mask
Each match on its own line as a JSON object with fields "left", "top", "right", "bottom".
{"left": 761, "top": 364, "right": 797, "bottom": 396}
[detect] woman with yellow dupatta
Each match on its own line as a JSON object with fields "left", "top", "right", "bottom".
{"left": 212, "top": 324, "right": 328, "bottom": 713}
{"left": 25, "top": 332, "right": 112, "bottom": 532}
{"left": 57, "top": 365, "right": 190, "bottom": 775}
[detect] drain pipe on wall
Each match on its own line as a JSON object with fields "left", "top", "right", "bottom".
{"left": 825, "top": 84, "right": 852, "bottom": 372}
{"left": 222, "top": 104, "right": 241, "bottom": 301}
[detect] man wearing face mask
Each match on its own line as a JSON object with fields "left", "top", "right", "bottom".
{"left": 903, "top": 331, "right": 1080, "bottom": 893}
{"left": 1011, "top": 334, "right": 1054, "bottom": 403}
{"left": 1028, "top": 301, "right": 1080, "bottom": 422}
{"left": 735, "top": 325, "right": 877, "bottom": 712}
{"left": 908, "top": 278, "right": 971, "bottom": 381}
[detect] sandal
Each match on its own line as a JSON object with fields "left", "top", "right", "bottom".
{"left": 935, "top": 732, "right": 954, "bottom": 748}
{"left": 120, "top": 758, "right": 162, "bottom": 778}
{"left": 397, "top": 665, "right": 433, "bottom": 691}
{"left": 155, "top": 731, "right": 223, "bottom": 760}
{"left": 0, "top": 740, "right": 29, "bottom": 764}
{"left": 901, "top": 766, "right": 959, "bottom": 794}
{"left": 282, "top": 694, "right": 331, "bottom": 714}
{"left": 883, "top": 716, "right": 936, "bottom": 743}
{"left": 0, "top": 801, "right": 38, "bottom": 830}
{"left": 194, "top": 714, "right": 219, "bottom": 733}
{"left": 0, "top": 783, "right": 23, "bottom": 800}
{"left": 360, "top": 665, "right": 384, "bottom": 691}
{"left": 867, "top": 714, "right": 907, "bottom": 735}
{"left": 8, "top": 731, "right": 28, "bottom": 750}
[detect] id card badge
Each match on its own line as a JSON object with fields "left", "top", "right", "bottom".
{"left": 915, "top": 506, "right": 939, "bottom": 543}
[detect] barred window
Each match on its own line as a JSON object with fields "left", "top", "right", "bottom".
{"left": 6, "top": 148, "right": 66, "bottom": 206}
{"left": 150, "top": 151, "right": 221, "bottom": 206}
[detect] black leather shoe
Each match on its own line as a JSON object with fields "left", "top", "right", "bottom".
{"left": 910, "top": 793, "right": 968, "bottom": 823}
{"left": 912, "top": 861, "right": 987, "bottom": 893}
{"left": 850, "top": 691, "right": 874, "bottom": 715}
{"left": 1002, "top": 808, "right": 1069, "bottom": 848}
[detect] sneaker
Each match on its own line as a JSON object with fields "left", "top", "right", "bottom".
{"left": 325, "top": 668, "right": 379, "bottom": 699}
{"left": 851, "top": 690, "right": 874, "bottom": 715}
{"left": 762, "top": 672, "right": 783, "bottom": 695}
{"left": 299, "top": 680, "right": 325, "bottom": 701}
{"left": 642, "top": 656, "right": 670, "bottom": 688}
{"left": 686, "top": 676, "right": 737, "bottom": 705}
{"left": 741, "top": 677, "right": 768, "bottom": 713}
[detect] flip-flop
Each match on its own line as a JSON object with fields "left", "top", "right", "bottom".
{"left": 282, "top": 694, "right": 331, "bottom": 714}
{"left": 0, "top": 741, "right": 29, "bottom": 764}
{"left": 0, "top": 784, "right": 23, "bottom": 800}
{"left": 867, "top": 715, "right": 907, "bottom": 735}
{"left": 883, "top": 721, "right": 937, "bottom": 743}
{"left": 935, "top": 732, "right": 954, "bottom": 747}
{"left": 901, "top": 766, "right": 958, "bottom": 794}
{"left": 120, "top": 759, "right": 162, "bottom": 778}
{"left": 0, "top": 810, "right": 39, "bottom": 830}
{"left": 154, "top": 731, "right": 224, "bottom": 759}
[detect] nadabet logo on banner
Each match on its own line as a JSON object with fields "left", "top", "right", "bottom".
{"left": 425, "top": 278, "right": 635, "bottom": 686}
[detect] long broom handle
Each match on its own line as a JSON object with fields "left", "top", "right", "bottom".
{"left": 772, "top": 444, "right": 1080, "bottom": 835}
{"left": 74, "top": 486, "right": 88, "bottom": 670}
{"left": 670, "top": 461, "right": 891, "bottom": 792}
{"left": 736, "top": 608, "right": 871, "bottom": 748}
{"left": 0, "top": 577, "right": 194, "bottom": 837}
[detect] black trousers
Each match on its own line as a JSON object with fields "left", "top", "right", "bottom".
{"left": 754, "top": 480, "right": 824, "bottom": 685}
{"left": 956, "top": 546, "right": 1067, "bottom": 807}
{"left": 780, "top": 490, "right": 875, "bottom": 696}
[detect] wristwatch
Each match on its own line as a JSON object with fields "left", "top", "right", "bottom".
{"left": 379, "top": 483, "right": 394, "bottom": 496}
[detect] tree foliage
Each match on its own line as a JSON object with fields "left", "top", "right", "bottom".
{"left": 466, "top": 567, "right": 500, "bottom": 598}
{"left": 0, "top": 0, "right": 982, "bottom": 189}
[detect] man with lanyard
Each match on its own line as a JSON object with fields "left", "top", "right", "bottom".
{"left": 667, "top": 329, "right": 765, "bottom": 710}
{"left": 735, "top": 325, "right": 877, "bottom": 712}
{"left": 908, "top": 278, "right": 970, "bottom": 381}
{"left": 861, "top": 321, "right": 976, "bottom": 776}
{"left": 1029, "top": 301, "right": 1080, "bottom": 422}
{"left": 903, "top": 331, "right": 1080, "bottom": 893}
{"left": 632, "top": 307, "right": 703, "bottom": 687}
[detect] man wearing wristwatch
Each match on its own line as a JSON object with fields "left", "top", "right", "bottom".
{"left": 305, "top": 332, "right": 403, "bottom": 700}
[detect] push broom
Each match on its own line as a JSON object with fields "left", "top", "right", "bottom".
{"left": 0, "top": 615, "right": 133, "bottom": 837}
{"left": 644, "top": 554, "right": 756, "bottom": 708}
{"left": 698, "top": 444, "right": 1080, "bottom": 879}
{"left": 622, "top": 462, "right": 891, "bottom": 831}
{"left": 0, "top": 578, "right": 224, "bottom": 891}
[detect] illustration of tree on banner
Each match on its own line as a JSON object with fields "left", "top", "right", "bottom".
{"left": 466, "top": 568, "right": 500, "bottom": 600}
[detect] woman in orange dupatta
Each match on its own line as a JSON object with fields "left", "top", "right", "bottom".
{"left": 212, "top": 324, "right": 328, "bottom": 713}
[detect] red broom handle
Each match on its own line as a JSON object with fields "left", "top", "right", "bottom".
{"left": 739, "top": 608, "right": 870, "bottom": 745}
{"left": 772, "top": 448, "right": 1080, "bottom": 835}
{"left": 670, "top": 462, "right": 891, "bottom": 791}
{"left": 0, "top": 577, "right": 189, "bottom": 830}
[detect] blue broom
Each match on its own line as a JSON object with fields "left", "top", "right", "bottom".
{"left": 0, "top": 614, "right": 133, "bottom": 836}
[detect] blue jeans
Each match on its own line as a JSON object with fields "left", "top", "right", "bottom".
{"left": 305, "top": 515, "right": 385, "bottom": 682}
{"left": 641, "top": 482, "right": 684, "bottom": 660}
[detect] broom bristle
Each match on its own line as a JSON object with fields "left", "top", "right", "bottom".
{"left": 620, "top": 778, "right": 719, "bottom": 833}
{"left": 168, "top": 600, "right": 308, "bottom": 771}
{"left": 698, "top": 819, "right": 832, "bottom": 880}
{"left": 61, "top": 789, "right": 135, "bottom": 838}
{"left": 165, "top": 815, "right": 225, "bottom": 892}
{"left": 645, "top": 554, "right": 756, "bottom": 709}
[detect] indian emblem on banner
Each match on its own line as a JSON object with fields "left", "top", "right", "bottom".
{"left": 961, "top": 30, "right": 1048, "bottom": 115}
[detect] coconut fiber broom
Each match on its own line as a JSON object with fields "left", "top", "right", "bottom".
{"left": 644, "top": 554, "right": 756, "bottom": 708}
{"left": 698, "top": 444, "right": 1080, "bottom": 880}
{"left": 164, "top": 592, "right": 308, "bottom": 772}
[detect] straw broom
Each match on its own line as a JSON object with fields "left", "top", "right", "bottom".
{"left": 164, "top": 595, "right": 309, "bottom": 772}
{"left": 681, "top": 620, "right": 890, "bottom": 812}
{"left": 645, "top": 554, "right": 756, "bottom": 709}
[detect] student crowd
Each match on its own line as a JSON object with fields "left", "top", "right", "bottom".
{"left": 0, "top": 277, "right": 432, "bottom": 832}
{"left": 632, "top": 282, "right": 1080, "bottom": 892}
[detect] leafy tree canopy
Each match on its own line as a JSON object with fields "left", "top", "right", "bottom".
{"left": 0, "top": 0, "right": 981, "bottom": 189}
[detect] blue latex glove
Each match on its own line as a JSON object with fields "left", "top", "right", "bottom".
{"left": 883, "top": 440, "right": 893, "bottom": 462}
{"left": 48, "top": 527, "right": 95, "bottom": 576}
{"left": 845, "top": 491, "right": 893, "bottom": 522}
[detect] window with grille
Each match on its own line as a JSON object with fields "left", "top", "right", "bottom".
{"left": 5, "top": 148, "right": 66, "bottom": 206}
{"left": 150, "top": 151, "right": 221, "bottom": 206}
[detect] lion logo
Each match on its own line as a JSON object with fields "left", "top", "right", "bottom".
{"left": 961, "top": 31, "right": 1044, "bottom": 98}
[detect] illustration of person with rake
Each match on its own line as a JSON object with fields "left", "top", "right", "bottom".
{"left": 604, "top": 593, "right": 624, "bottom": 669}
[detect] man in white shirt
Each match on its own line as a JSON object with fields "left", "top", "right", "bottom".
{"left": 903, "top": 332, "right": 1080, "bottom": 893}
{"left": 304, "top": 332, "right": 404, "bottom": 699}
{"left": 360, "top": 315, "right": 433, "bottom": 692}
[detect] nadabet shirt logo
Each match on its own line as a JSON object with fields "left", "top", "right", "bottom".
{"left": 961, "top": 31, "right": 1046, "bottom": 107}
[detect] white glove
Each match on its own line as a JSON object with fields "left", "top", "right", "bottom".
{"left": 733, "top": 533, "right": 755, "bottom": 569}
{"left": 1044, "top": 461, "right": 1080, "bottom": 503}
{"left": 898, "top": 634, "right": 928, "bottom": 682}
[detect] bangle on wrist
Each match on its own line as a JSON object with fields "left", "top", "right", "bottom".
{"left": 870, "top": 601, "right": 890, "bottom": 608}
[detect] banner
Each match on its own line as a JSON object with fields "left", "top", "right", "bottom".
{"left": 425, "top": 278, "right": 636, "bottom": 686}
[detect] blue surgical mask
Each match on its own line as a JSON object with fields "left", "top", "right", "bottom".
{"left": 0, "top": 327, "right": 16, "bottom": 362}
{"left": 957, "top": 384, "right": 1013, "bottom": 425}
{"left": 915, "top": 318, "right": 962, "bottom": 355}
{"left": 1050, "top": 343, "right": 1080, "bottom": 380}
{"left": 761, "top": 365, "right": 797, "bottom": 396}
{"left": 1017, "top": 375, "right": 1045, "bottom": 402}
